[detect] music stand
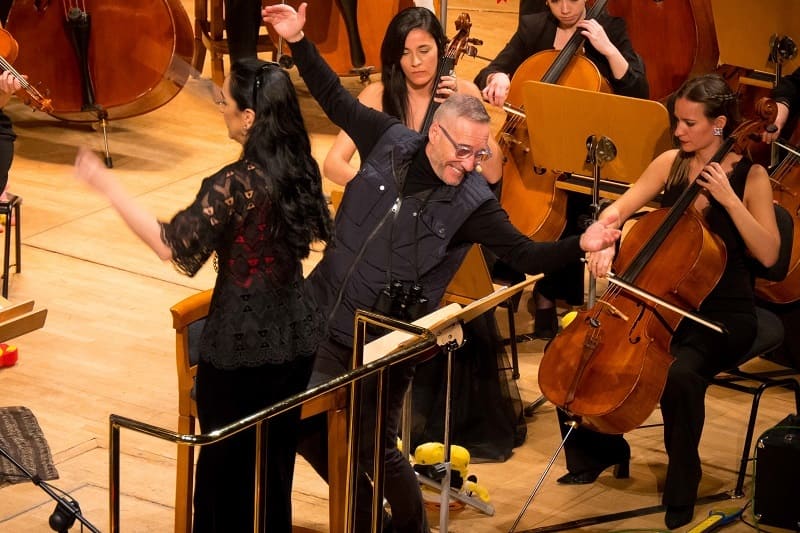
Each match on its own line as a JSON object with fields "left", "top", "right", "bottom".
{"left": 362, "top": 274, "right": 540, "bottom": 532}
{"left": 522, "top": 80, "right": 672, "bottom": 187}
{"left": 505, "top": 82, "right": 673, "bottom": 532}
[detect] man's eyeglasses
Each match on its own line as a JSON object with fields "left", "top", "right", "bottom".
{"left": 438, "top": 124, "right": 492, "bottom": 163}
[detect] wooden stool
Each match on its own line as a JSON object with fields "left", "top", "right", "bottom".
{"left": 0, "top": 193, "right": 21, "bottom": 298}
{"left": 192, "top": 0, "right": 278, "bottom": 87}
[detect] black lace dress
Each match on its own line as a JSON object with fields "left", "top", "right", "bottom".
{"left": 160, "top": 159, "right": 324, "bottom": 369}
{"left": 159, "top": 158, "right": 325, "bottom": 532}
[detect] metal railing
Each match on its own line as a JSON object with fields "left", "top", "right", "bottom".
{"left": 108, "top": 309, "right": 439, "bottom": 533}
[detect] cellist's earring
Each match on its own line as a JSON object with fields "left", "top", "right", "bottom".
{"left": 713, "top": 126, "right": 723, "bottom": 136}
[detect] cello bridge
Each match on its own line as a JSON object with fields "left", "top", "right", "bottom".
{"left": 595, "top": 299, "right": 629, "bottom": 321}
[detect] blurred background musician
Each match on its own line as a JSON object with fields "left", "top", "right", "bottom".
{"left": 762, "top": 66, "right": 800, "bottom": 144}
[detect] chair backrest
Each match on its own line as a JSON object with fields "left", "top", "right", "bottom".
{"left": 170, "top": 289, "right": 213, "bottom": 418}
{"left": 753, "top": 203, "right": 794, "bottom": 282}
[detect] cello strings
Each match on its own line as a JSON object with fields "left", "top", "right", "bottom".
{"left": 0, "top": 57, "right": 50, "bottom": 106}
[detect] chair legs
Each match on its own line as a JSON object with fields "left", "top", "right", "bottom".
{"left": 0, "top": 195, "right": 21, "bottom": 298}
{"left": 175, "top": 415, "right": 196, "bottom": 533}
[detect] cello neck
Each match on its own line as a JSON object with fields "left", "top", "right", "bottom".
{"left": 541, "top": 0, "right": 609, "bottom": 84}
{"left": 623, "top": 136, "right": 737, "bottom": 282}
{"left": 419, "top": 56, "right": 456, "bottom": 135}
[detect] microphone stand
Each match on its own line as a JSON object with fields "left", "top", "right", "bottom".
{"left": 0, "top": 445, "right": 101, "bottom": 533}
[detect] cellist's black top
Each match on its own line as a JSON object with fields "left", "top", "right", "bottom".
{"left": 661, "top": 157, "right": 756, "bottom": 316}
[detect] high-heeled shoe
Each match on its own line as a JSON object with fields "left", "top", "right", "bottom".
{"left": 664, "top": 504, "right": 694, "bottom": 530}
{"left": 556, "top": 441, "right": 631, "bottom": 485}
{"left": 555, "top": 459, "right": 630, "bottom": 484}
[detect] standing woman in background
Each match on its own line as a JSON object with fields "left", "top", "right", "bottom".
{"left": 73, "top": 59, "right": 332, "bottom": 532}
{"left": 323, "top": 6, "right": 502, "bottom": 186}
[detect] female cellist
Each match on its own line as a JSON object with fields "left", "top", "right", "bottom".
{"left": 323, "top": 6, "right": 502, "bottom": 185}
{"left": 475, "top": 0, "right": 648, "bottom": 106}
{"left": 474, "top": 0, "right": 648, "bottom": 338}
{"left": 556, "top": 74, "right": 779, "bottom": 530}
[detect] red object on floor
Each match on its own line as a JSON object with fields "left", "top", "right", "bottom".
{"left": 0, "top": 343, "right": 18, "bottom": 367}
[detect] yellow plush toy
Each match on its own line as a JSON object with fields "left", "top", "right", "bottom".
{"left": 412, "top": 442, "right": 490, "bottom": 503}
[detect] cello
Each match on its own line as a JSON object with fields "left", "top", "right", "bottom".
{"left": 497, "top": 0, "right": 610, "bottom": 243}
{"left": 419, "top": 12, "right": 482, "bottom": 135}
{"left": 606, "top": 0, "right": 719, "bottom": 102}
{"left": 538, "top": 138, "right": 735, "bottom": 434}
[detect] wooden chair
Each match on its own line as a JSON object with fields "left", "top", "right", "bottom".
{"left": 170, "top": 289, "right": 348, "bottom": 533}
{"left": 0, "top": 193, "right": 21, "bottom": 298}
{"left": 709, "top": 204, "right": 800, "bottom": 497}
{"left": 192, "top": 0, "right": 278, "bottom": 87}
{"left": 442, "top": 244, "right": 528, "bottom": 378}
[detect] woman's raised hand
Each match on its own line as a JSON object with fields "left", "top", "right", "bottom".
{"left": 262, "top": 2, "right": 307, "bottom": 43}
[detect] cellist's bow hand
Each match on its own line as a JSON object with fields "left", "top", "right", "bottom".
{"left": 579, "top": 213, "right": 620, "bottom": 254}
{"left": 262, "top": 2, "right": 306, "bottom": 43}
{"left": 585, "top": 246, "right": 616, "bottom": 278}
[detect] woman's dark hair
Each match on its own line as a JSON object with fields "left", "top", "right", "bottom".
{"left": 672, "top": 73, "right": 740, "bottom": 137}
{"left": 667, "top": 73, "right": 741, "bottom": 186}
{"left": 380, "top": 7, "right": 446, "bottom": 126}
{"left": 228, "top": 59, "right": 332, "bottom": 261}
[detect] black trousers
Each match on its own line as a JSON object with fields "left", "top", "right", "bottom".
{"left": 299, "top": 338, "right": 429, "bottom": 533}
{"left": 557, "top": 310, "right": 756, "bottom": 506}
{"left": 224, "top": 0, "right": 262, "bottom": 63}
{"left": 534, "top": 193, "right": 592, "bottom": 305}
{"left": 193, "top": 356, "right": 313, "bottom": 533}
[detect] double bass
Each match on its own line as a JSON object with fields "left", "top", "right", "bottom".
{"left": 497, "top": 0, "right": 610, "bottom": 243}
{"left": 606, "top": 0, "right": 719, "bottom": 102}
{"left": 538, "top": 138, "right": 735, "bottom": 434}
{"left": 267, "top": 0, "right": 426, "bottom": 80}
{"left": 6, "top": 0, "right": 193, "bottom": 122}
